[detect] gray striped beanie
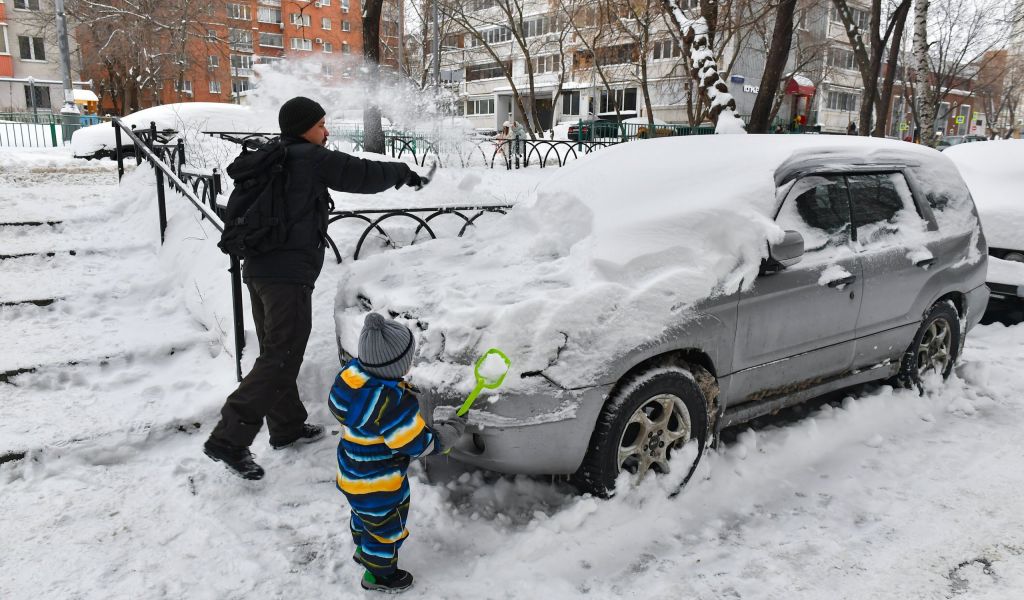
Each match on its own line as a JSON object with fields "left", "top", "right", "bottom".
{"left": 358, "top": 313, "right": 416, "bottom": 380}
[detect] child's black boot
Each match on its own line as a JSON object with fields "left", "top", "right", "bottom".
{"left": 360, "top": 569, "right": 414, "bottom": 593}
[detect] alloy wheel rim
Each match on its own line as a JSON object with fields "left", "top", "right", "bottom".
{"left": 617, "top": 393, "right": 691, "bottom": 483}
{"left": 917, "top": 318, "right": 953, "bottom": 377}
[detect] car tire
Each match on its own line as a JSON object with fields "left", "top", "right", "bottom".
{"left": 896, "top": 301, "right": 961, "bottom": 392}
{"left": 574, "top": 363, "right": 712, "bottom": 497}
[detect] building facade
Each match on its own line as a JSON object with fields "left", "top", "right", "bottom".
{"left": 0, "top": 0, "right": 92, "bottom": 114}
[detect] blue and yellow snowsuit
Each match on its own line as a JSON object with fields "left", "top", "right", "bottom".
{"left": 328, "top": 359, "right": 440, "bottom": 577}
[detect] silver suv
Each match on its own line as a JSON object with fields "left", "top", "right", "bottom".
{"left": 335, "top": 136, "right": 989, "bottom": 495}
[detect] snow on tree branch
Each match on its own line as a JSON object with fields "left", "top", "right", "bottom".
{"left": 663, "top": 0, "right": 746, "bottom": 134}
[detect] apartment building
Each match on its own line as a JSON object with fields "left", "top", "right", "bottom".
{"left": 0, "top": 0, "right": 93, "bottom": 114}
{"left": 441, "top": 0, "right": 876, "bottom": 134}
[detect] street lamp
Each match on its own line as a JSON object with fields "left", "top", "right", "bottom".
{"left": 54, "top": 0, "right": 80, "bottom": 142}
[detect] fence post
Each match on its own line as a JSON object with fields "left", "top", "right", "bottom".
{"left": 49, "top": 121, "right": 58, "bottom": 147}
{"left": 114, "top": 121, "right": 124, "bottom": 180}
{"left": 150, "top": 122, "right": 168, "bottom": 243}
{"left": 229, "top": 255, "right": 246, "bottom": 382}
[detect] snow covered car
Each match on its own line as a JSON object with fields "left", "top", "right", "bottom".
{"left": 334, "top": 136, "right": 989, "bottom": 495}
{"left": 944, "top": 139, "right": 1024, "bottom": 306}
{"left": 70, "top": 102, "right": 264, "bottom": 159}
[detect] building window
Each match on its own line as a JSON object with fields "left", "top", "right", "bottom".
{"left": 23, "top": 84, "right": 50, "bottom": 109}
{"left": 342, "top": 20, "right": 351, "bottom": 32}
{"left": 258, "top": 7, "right": 282, "bottom": 24}
{"left": 561, "top": 91, "right": 580, "bottom": 116}
{"left": 531, "top": 55, "right": 559, "bottom": 74}
{"left": 232, "top": 79, "right": 252, "bottom": 94}
{"left": 472, "top": 26, "right": 512, "bottom": 46}
{"left": 831, "top": 6, "right": 870, "bottom": 30}
{"left": 291, "top": 37, "right": 313, "bottom": 51}
{"left": 599, "top": 87, "right": 637, "bottom": 113}
{"left": 207, "top": 29, "right": 218, "bottom": 42}
{"left": 209, "top": 80, "right": 222, "bottom": 94}
{"left": 291, "top": 13, "right": 312, "bottom": 27}
{"left": 174, "top": 79, "right": 193, "bottom": 95}
{"left": 466, "top": 98, "right": 495, "bottom": 115}
{"left": 319, "top": 0, "right": 331, "bottom": 5}
{"left": 466, "top": 61, "right": 510, "bottom": 81}
{"left": 652, "top": 39, "right": 681, "bottom": 60}
{"left": 323, "top": 42, "right": 333, "bottom": 53}
{"left": 522, "top": 16, "right": 553, "bottom": 38}
{"left": 341, "top": 41, "right": 350, "bottom": 53}
{"left": 826, "top": 89, "right": 859, "bottom": 112}
{"left": 259, "top": 32, "right": 284, "bottom": 48}
{"left": 14, "top": 0, "right": 41, "bottom": 10}
{"left": 828, "top": 47, "right": 856, "bottom": 71}
{"left": 341, "top": 0, "right": 349, "bottom": 12}
{"left": 322, "top": 17, "right": 332, "bottom": 30}
{"left": 0, "top": 30, "right": 7, "bottom": 54}
{"left": 208, "top": 55, "right": 220, "bottom": 68}
{"left": 227, "top": 3, "right": 251, "bottom": 20}
{"left": 18, "top": 36, "right": 46, "bottom": 61}
{"left": 230, "top": 53, "right": 253, "bottom": 76}
{"left": 228, "top": 29, "right": 253, "bottom": 52}
{"left": 595, "top": 44, "right": 637, "bottom": 67}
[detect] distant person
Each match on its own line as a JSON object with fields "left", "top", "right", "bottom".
{"left": 847, "top": 121, "right": 858, "bottom": 135}
{"left": 329, "top": 313, "right": 467, "bottom": 593}
{"left": 204, "top": 96, "right": 427, "bottom": 480}
{"left": 512, "top": 120, "right": 527, "bottom": 156}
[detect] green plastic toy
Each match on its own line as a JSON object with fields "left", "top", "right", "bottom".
{"left": 456, "top": 348, "right": 511, "bottom": 417}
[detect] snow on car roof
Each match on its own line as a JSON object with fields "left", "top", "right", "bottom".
{"left": 334, "top": 135, "right": 963, "bottom": 394}
{"left": 944, "top": 139, "right": 1024, "bottom": 251}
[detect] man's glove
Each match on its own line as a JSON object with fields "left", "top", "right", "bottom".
{"left": 405, "top": 169, "right": 424, "bottom": 190}
{"left": 433, "top": 416, "right": 467, "bottom": 452}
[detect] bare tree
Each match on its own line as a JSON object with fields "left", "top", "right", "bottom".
{"left": 748, "top": 0, "right": 796, "bottom": 132}
{"left": 978, "top": 50, "right": 1024, "bottom": 139}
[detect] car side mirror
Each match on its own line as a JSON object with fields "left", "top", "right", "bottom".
{"left": 762, "top": 230, "right": 805, "bottom": 274}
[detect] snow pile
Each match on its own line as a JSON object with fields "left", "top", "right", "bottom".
{"left": 339, "top": 136, "right": 946, "bottom": 394}
{"left": 944, "top": 139, "right": 1024, "bottom": 252}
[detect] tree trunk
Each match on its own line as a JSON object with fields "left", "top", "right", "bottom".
{"left": 749, "top": 0, "right": 796, "bottom": 133}
{"left": 362, "top": 0, "right": 385, "bottom": 154}
{"left": 912, "top": 0, "right": 936, "bottom": 147}
{"left": 874, "top": 1, "right": 910, "bottom": 137}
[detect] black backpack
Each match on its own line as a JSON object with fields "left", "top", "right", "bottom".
{"left": 217, "top": 140, "right": 290, "bottom": 259}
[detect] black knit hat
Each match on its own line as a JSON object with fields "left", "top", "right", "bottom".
{"left": 278, "top": 96, "right": 326, "bottom": 137}
{"left": 358, "top": 313, "right": 416, "bottom": 380}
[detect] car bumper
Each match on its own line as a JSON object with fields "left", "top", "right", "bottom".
{"left": 422, "top": 381, "right": 613, "bottom": 475}
{"left": 966, "top": 283, "right": 991, "bottom": 330}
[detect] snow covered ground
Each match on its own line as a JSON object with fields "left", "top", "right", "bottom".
{"left": 3, "top": 147, "right": 1024, "bottom": 600}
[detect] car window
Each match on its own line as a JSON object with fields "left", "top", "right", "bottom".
{"left": 847, "top": 173, "right": 926, "bottom": 245}
{"left": 776, "top": 175, "right": 851, "bottom": 254}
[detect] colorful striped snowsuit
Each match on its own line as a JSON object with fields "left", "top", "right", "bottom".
{"left": 328, "top": 359, "right": 440, "bottom": 577}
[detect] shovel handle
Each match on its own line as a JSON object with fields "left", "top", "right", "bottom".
{"left": 456, "top": 384, "right": 483, "bottom": 417}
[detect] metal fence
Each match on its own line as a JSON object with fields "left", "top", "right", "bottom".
{"left": 0, "top": 112, "right": 110, "bottom": 148}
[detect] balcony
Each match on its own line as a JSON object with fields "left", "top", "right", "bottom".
{"left": 231, "top": 67, "right": 253, "bottom": 77}
{"left": 229, "top": 42, "right": 254, "bottom": 52}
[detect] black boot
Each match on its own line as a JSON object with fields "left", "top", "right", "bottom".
{"left": 361, "top": 569, "right": 414, "bottom": 593}
{"left": 270, "top": 423, "right": 325, "bottom": 450}
{"left": 203, "top": 437, "right": 265, "bottom": 480}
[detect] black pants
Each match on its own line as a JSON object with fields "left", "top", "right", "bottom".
{"left": 210, "top": 281, "right": 311, "bottom": 448}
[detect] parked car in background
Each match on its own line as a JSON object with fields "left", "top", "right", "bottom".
{"left": 945, "top": 139, "right": 1024, "bottom": 307}
{"left": 567, "top": 119, "right": 621, "bottom": 140}
{"left": 335, "top": 136, "right": 988, "bottom": 496}
{"left": 71, "top": 103, "right": 268, "bottom": 159}
{"left": 937, "top": 134, "right": 987, "bottom": 151}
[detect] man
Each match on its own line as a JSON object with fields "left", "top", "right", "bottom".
{"left": 204, "top": 96, "right": 424, "bottom": 480}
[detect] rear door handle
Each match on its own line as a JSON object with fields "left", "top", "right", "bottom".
{"left": 827, "top": 275, "right": 857, "bottom": 288}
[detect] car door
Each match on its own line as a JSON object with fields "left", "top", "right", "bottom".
{"left": 847, "top": 172, "right": 939, "bottom": 369}
{"left": 730, "top": 174, "right": 864, "bottom": 405}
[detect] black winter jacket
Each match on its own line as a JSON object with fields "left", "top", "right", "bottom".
{"left": 242, "top": 136, "right": 413, "bottom": 287}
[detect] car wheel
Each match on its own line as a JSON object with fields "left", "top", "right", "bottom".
{"left": 1002, "top": 251, "right": 1024, "bottom": 263}
{"left": 897, "top": 301, "right": 961, "bottom": 392}
{"left": 575, "top": 364, "right": 712, "bottom": 497}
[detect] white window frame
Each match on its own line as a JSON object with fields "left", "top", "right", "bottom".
{"left": 322, "top": 17, "right": 331, "bottom": 30}
{"left": 291, "top": 37, "right": 313, "bottom": 51}
{"left": 291, "top": 13, "right": 311, "bottom": 27}
{"left": 209, "top": 80, "right": 222, "bottom": 94}
{"left": 342, "top": 20, "right": 351, "bottom": 32}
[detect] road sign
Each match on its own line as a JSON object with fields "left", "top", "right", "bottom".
{"left": 955, "top": 115, "right": 966, "bottom": 125}
{"left": 899, "top": 122, "right": 909, "bottom": 132}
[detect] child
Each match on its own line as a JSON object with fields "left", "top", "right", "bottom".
{"left": 328, "top": 312, "right": 467, "bottom": 593}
